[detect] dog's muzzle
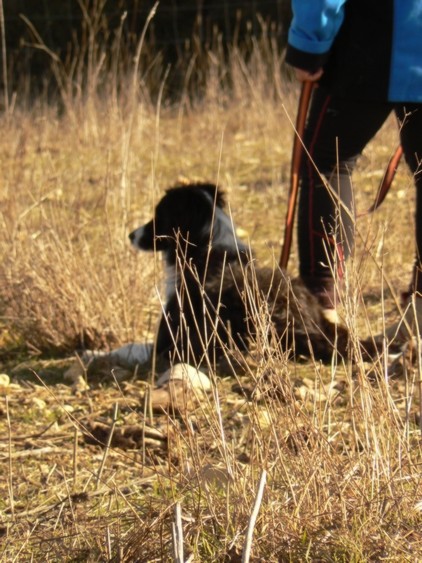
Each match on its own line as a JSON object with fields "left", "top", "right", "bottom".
{"left": 129, "top": 226, "right": 145, "bottom": 249}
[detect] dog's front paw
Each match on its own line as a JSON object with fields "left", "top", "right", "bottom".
{"left": 108, "top": 343, "right": 154, "bottom": 367}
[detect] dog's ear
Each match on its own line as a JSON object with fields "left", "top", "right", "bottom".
{"left": 197, "top": 183, "right": 226, "bottom": 208}
{"left": 167, "top": 182, "right": 226, "bottom": 208}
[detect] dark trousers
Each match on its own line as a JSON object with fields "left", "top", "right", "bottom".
{"left": 298, "top": 87, "right": 422, "bottom": 307}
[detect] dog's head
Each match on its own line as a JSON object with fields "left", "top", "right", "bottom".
{"left": 129, "top": 183, "right": 240, "bottom": 261}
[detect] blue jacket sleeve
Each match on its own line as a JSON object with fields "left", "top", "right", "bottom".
{"left": 286, "top": 0, "right": 348, "bottom": 72}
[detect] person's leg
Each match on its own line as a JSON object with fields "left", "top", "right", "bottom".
{"left": 395, "top": 104, "right": 422, "bottom": 295}
{"left": 298, "top": 88, "right": 392, "bottom": 309}
{"left": 379, "top": 104, "right": 422, "bottom": 348}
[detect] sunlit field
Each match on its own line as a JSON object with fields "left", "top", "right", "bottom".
{"left": 1, "top": 16, "right": 421, "bottom": 562}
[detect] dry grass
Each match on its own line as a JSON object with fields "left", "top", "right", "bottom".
{"left": 1, "top": 22, "right": 422, "bottom": 562}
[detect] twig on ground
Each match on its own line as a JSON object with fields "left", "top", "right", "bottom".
{"left": 242, "top": 469, "right": 267, "bottom": 563}
{"left": 0, "top": 419, "right": 62, "bottom": 442}
{"left": 96, "top": 402, "right": 119, "bottom": 489}
{"left": 172, "top": 502, "right": 184, "bottom": 563}
{"left": 0, "top": 446, "right": 67, "bottom": 460}
{"left": 5, "top": 396, "right": 14, "bottom": 520}
{"left": 73, "top": 425, "right": 78, "bottom": 490}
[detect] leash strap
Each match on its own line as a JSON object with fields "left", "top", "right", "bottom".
{"left": 362, "top": 144, "right": 403, "bottom": 216}
{"left": 279, "top": 81, "right": 314, "bottom": 269}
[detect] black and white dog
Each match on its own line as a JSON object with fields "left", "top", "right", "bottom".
{"left": 118, "top": 182, "right": 352, "bottom": 367}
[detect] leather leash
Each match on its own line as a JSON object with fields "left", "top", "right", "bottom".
{"left": 279, "top": 82, "right": 403, "bottom": 267}
{"left": 360, "top": 144, "right": 403, "bottom": 216}
{"left": 279, "top": 81, "right": 314, "bottom": 269}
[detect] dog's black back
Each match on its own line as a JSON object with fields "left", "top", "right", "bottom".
{"left": 130, "top": 183, "right": 350, "bottom": 365}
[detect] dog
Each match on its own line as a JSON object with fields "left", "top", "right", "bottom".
{"left": 127, "top": 182, "right": 354, "bottom": 366}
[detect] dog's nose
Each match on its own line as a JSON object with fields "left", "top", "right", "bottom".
{"left": 129, "top": 231, "right": 135, "bottom": 242}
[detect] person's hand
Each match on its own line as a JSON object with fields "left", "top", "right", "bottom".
{"left": 293, "top": 68, "right": 323, "bottom": 82}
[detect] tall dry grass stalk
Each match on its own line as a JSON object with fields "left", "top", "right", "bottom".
{"left": 0, "top": 7, "right": 421, "bottom": 561}
{"left": 0, "top": 0, "right": 8, "bottom": 114}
